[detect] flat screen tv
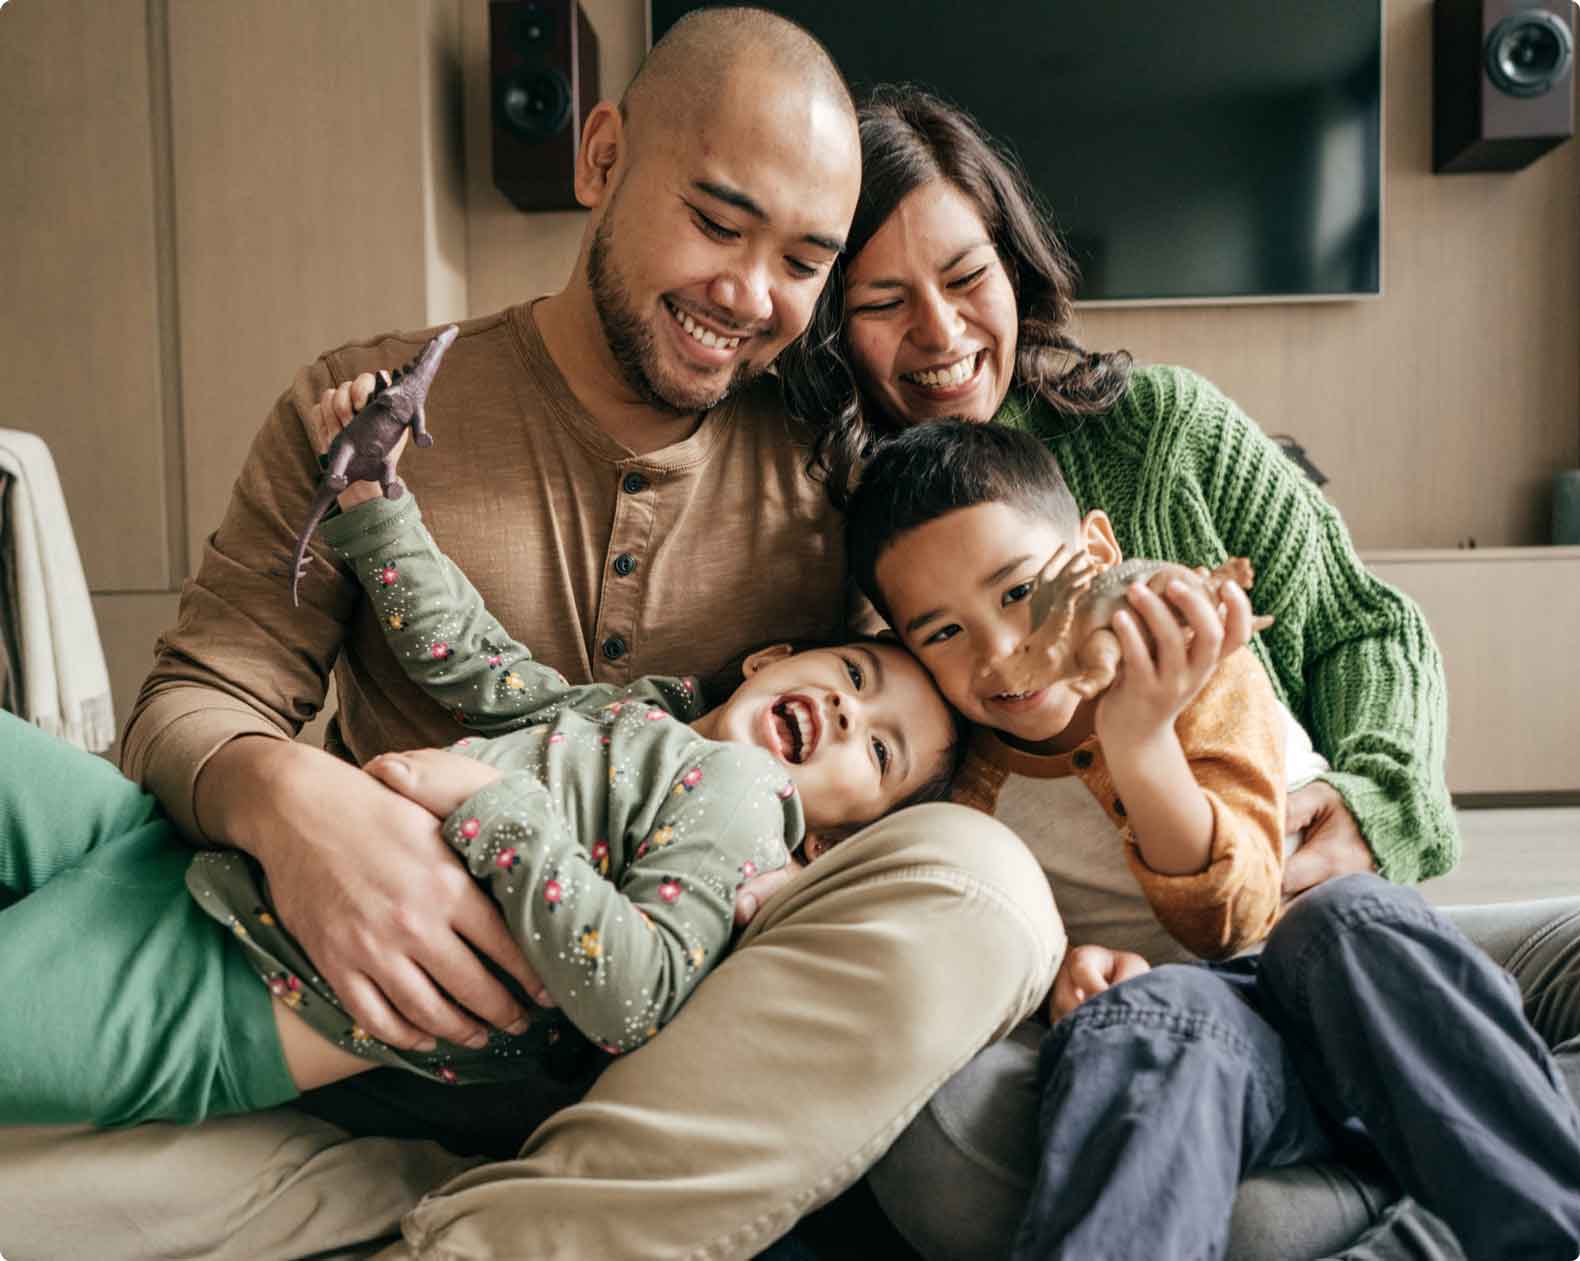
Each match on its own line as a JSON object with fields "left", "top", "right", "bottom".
{"left": 647, "top": 1, "right": 1383, "bottom": 304}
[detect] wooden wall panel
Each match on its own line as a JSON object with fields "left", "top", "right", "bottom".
{"left": 166, "top": 0, "right": 459, "bottom": 567}
{"left": 459, "top": 0, "right": 1580, "bottom": 551}
{"left": 0, "top": 0, "right": 171, "bottom": 591}
{"left": 422, "top": 0, "right": 471, "bottom": 326}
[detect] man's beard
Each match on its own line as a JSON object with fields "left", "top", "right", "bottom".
{"left": 586, "top": 212, "right": 758, "bottom": 415}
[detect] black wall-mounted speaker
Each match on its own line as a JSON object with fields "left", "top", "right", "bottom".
{"left": 1434, "top": 0, "right": 1575, "bottom": 172}
{"left": 491, "top": 0, "right": 600, "bottom": 211}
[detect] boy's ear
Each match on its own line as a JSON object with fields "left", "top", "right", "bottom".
{"left": 573, "top": 101, "right": 623, "bottom": 210}
{"left": 742, "top": 643, "right": 796, "bottom": 677}
{"left": 801, "top": 827, "right": 852, "bottom": 862}
{"left": 1079, "top": 509, "right": 1122, "bottom": 570}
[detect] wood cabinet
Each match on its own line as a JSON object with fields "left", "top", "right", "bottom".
{"left": 1366, "top": 546, "right": 1580, "bottom": 798}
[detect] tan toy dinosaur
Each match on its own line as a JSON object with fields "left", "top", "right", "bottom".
{"left": 1003, "top": 551, "right": 1273, "bottom": 699}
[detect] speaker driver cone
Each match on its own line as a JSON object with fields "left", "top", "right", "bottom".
{"left": 1484, "top": 11, "right": 1574, "bottom": 98}
{"left": 499, "top": 68, "right": 573, "bottom": 139}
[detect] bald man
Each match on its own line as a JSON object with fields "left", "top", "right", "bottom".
{"left": 0, "top": 9, "right": 1058, "bottom": 1260}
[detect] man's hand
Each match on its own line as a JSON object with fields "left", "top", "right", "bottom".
{"left": 197, "top": 736, "right": 540, "bottom": 1050}
{"left": 1282, "top": 780, "right": 1377, "bottom": 898}
{"left": 365, "top": 747, "right": 557, "bottom": 1008}
{"left": 1049, "top": 944, "right": 1151, "bottom": 1022}
{"left": 309, "top": 370, "right": 398, "bottom": 512}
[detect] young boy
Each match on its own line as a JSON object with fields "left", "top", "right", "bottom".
{"left": 845, "top": 420, "right": 1580, "bottom": 1260}
{"left": 0, "top": 482, "right": 962, "bottom": 1130}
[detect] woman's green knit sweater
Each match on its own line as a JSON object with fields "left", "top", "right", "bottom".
{"left": 1005, "top": 365, "right": 1457, "bottom": 883}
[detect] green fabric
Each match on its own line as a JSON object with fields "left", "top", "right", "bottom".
{"left": 0, "top": 711, "right": 296, "bottom": 1126}
{"left": 1005, "top": 365, "right": 1458, "bottom": 883}
{"left": 188, "top": 496, "right": 802, "bottom": 1085}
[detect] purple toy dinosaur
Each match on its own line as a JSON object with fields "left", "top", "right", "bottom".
{"left": 288, "top": 324, "right": 458, "bottom": 606}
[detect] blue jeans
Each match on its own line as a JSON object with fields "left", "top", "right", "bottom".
{"left": 1009, "top": 876, "right": 1580, "bottom": 1261}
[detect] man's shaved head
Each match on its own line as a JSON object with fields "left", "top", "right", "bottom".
{"left": 624, "top": 6, "right": 854, "bottom": 136}
{"left": 548, "top": 3, "right": 859, "bottom": 427}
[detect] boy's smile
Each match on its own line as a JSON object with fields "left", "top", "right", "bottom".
{"left": 876, "top": 501, "right": 1118, "bottom": 752}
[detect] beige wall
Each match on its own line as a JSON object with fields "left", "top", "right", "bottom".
{"left": 462, "top": 0, "right": 1580, "bottom": 551}
{"left": 1, "top": 0, "right": 468, "bottom": 737}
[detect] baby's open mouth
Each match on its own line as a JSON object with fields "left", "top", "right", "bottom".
{"left": 771, "top": 696, "right": 819, "bottom": 764}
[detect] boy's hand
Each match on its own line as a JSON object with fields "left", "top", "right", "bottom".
{"left": 1050, "top": 944, "right": 1150, "bottom": 1021}
{"left": 308, "top": 369, "right": 398, "bottom": 511}
{"left": 1095, "top": 577, "right": 1225, "bottom": 751}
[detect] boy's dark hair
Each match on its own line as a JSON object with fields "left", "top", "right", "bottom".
{"left": 846, "top": 421, "right": 1082, "bottom": 624}
{"left": 697, "top": 634, "right": 971, "bottom": 816}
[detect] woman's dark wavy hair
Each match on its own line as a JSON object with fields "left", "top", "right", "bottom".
{"left": 779, "top": 85, "right": 1132, "bottom": 507}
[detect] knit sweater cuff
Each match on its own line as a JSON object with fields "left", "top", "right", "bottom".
{"left": 1320, "top": 770, "right": 1460, "bottom": 886}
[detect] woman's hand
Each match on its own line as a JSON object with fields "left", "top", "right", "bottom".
{"left": 1049, "top": 944, "right": 1151, "bottom": 1022}
{"left": 307, "top": 369, "right": 398, "bottom": 511}
{"left": 1283, "top": 781, "right": 1377, "bottom": 898}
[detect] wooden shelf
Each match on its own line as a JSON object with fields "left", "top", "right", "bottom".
{"left": 1362, "top": 545, "right": 1580, "bottom": 564}
{"left": 1363, "top": 547, "right": 1580, "bottom": 796}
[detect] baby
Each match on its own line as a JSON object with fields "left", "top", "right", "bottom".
{"left": 0, "top": 420, "right": 961, "bottom": 1130}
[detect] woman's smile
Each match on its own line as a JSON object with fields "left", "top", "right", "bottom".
{"left": 844, "top": 180, "right": 1019, "bottom": 426}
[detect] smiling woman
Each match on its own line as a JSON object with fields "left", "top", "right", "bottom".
{"left": 843, "top": 180, "right": 1020, "bottom": 429}
{"left": 778, "top": 84, "right": 1132, "bottom": 507}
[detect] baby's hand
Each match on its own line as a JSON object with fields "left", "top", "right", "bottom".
{"left": 1094, "top": 576, "right": 1225, "bottom": 752}
{"left": 308, "top": 369, "right": 398, "bottom": 511}
{"left": 1049, "top": 944, "right": 1151, "bottom": 1022}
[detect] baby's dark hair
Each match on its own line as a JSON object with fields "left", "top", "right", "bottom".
{"left": 846, "top": 421, "right": 1082, "bottom": 624}
{"left": 697, "top": 634, "right": 970, "bottom": 815}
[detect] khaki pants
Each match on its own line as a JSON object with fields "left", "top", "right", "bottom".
{"left": 0, "top": 803, "right": 1061, "bottom": 1260}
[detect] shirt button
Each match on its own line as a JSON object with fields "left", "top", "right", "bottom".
{"left": 602, "top": 636, "right": 627, "bottom": 661}
{"left": 1072, "top": 749, "right": 1094, "bottom": 769}
{"left": 1113, "top": 798, "right": 1127, "bottom": 818}
{"left": 613, "top": 552, "right": 637, "bottom": 577}
{"left": 622, "top": 471, "right": 648, "bottom": 495}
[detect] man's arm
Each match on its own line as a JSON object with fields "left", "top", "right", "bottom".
{"left": 120, "top": 361, "right": 538, "bottom": 1052}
